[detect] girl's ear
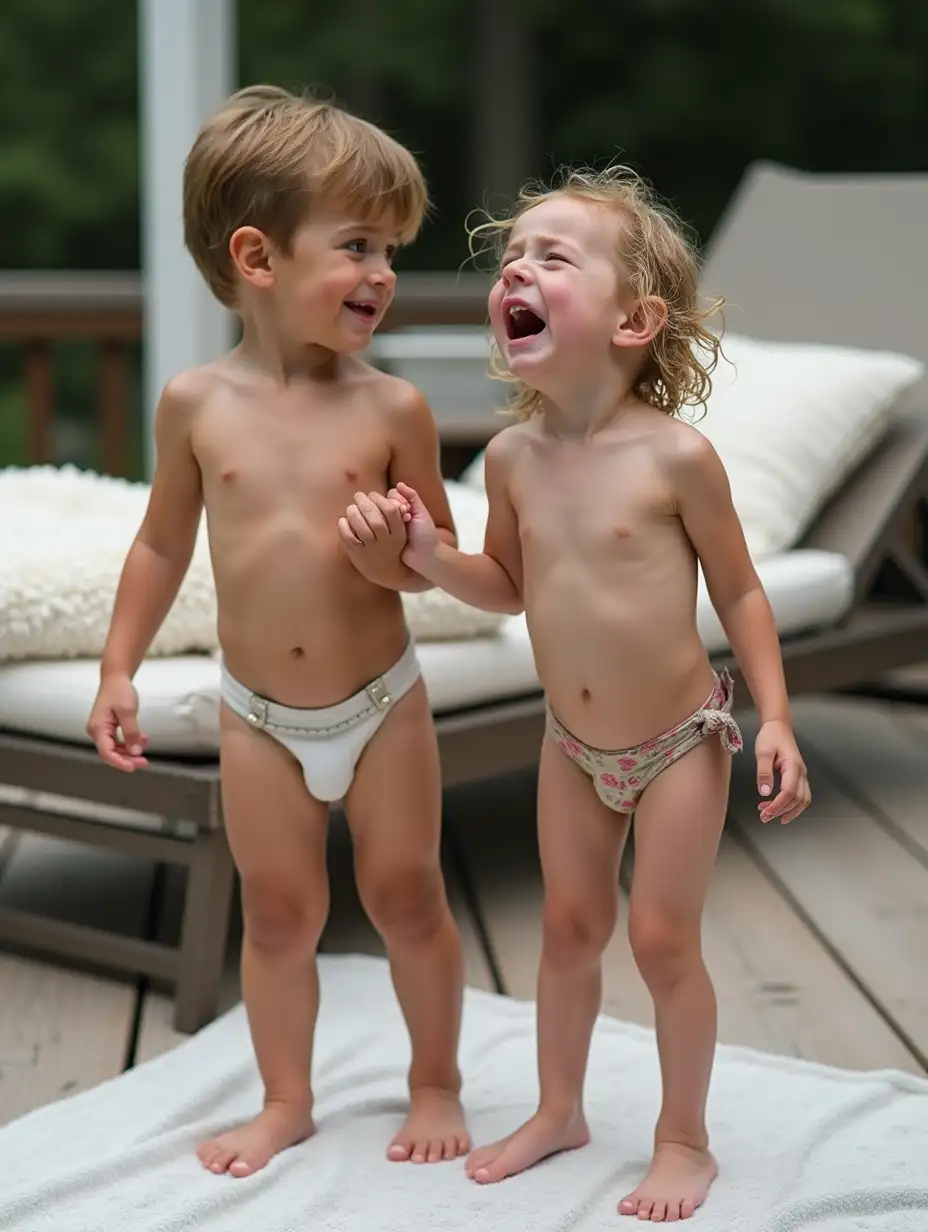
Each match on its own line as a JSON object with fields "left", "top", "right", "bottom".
{"left": 612, "top": 296, "right": 668, "bottom": 350}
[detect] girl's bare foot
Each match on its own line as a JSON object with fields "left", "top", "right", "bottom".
{"left": 465, "top": 1109, "right": 590, "bottom": 1184}
{"left": 387, "top": 1087, "right": 470, "bottom": 1164}
{"left": 197, "top": 1100, "right": 315, "bottom": 1178}
{"left": 618, "top": 1143, "right": 718, "bottom": 1221}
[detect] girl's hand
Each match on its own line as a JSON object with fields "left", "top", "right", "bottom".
{"left": 390, "top": 481, "right": 439, "bottom": 571}
{"left": 755, "top": 720, "right": 811, "bottom": 823}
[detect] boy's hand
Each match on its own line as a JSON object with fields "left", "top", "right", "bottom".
{"left": 87, "top": 674, "right": 148, "bottom": 772}
{"left": 755, "top": 720, "right": 810, "bottom": 823}
{"left": 338, "top": 490, "right": 410, "bottom": 579}
{"left": 391, "top": 482, "right": 439, "bottom": 571}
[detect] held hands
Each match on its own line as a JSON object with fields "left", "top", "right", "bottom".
{"left": 86, "top": 675, "right": 148, "bottom": 773}
{"left": 337, "top": 483, "right": 440, "bottom": 581}
{"left": 391, "top": 481, "right": 439, "bottom": 572}
{"left": 337, "top": 488, "right": 412, "bottom": 582}
{"left": 755, "top": 720, "right": 811, "bottom": 824}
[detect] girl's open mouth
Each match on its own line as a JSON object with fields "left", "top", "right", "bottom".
{"left": 506, "top": 304, "right": 546, "bottom": 341}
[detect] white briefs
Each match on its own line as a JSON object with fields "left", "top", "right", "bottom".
{"left": 220, "top": 641, "right": 421, "bottom": 802}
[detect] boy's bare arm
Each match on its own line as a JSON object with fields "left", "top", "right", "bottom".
{"left": 400, "top": 430, "right": 524, "bottom": 615}
{"left": 341, "top": 384, "right": 456, "bottom": 592}
{"left": 100, "top": 374, "right": 205, "bottom": 680}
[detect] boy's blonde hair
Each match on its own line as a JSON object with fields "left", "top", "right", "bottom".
{"left": 470, "top": 165, "right": 722, "bottom": 420}
{"left": 184, "top": 85, "right": 429, "bottom": 308}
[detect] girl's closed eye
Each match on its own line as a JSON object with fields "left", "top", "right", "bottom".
{"left": 544, "top": 251, "right": 570, "bottom": 264}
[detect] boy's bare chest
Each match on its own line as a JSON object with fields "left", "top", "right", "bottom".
{"left": 195, "top": 407, "right": 392, "bottom": 515}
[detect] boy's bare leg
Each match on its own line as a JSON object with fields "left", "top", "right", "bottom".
{"left": 619, "top": 735, "right": 730, "bottom": 1222}
{"left": 345, "top": 679, "right": 468, "bottom": 1163}
{"left": 466, "top": 735, "right": 631, "bottom": 1184}
{"left": 197, "top": 706, "right": 330, "bottom": 1178}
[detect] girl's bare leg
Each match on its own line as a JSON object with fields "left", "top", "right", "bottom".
{"left": 197, "top": 705, "right": 329, "bottom": 1178}
{"left": 346, "top": 680, "right": 468, "bottom": 1164}
{"left": 466, "top": 735, "right": 631, "bottom": 1184}
{"left": 619, "top": 735, "right": 730, "bottom": 1222}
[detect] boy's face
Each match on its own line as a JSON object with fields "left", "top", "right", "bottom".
{"left": 488, "top": 195, "right": 631, "bottom": 389}
{"left": 268, "top": 204, "right": 400, "bottom": 353}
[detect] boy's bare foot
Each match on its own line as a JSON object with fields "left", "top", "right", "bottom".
{"left": 465, "top": 1109, "right": 590, "bottom": 1184}
{"left": 387, "top": 1086, "right": 470, "bottom": 1163}
{"left": 618, "top": 1142, "right": 718, "bottom": 1221}
{"left": 197, "top": 1100, "right": 315, "bottom": 1178}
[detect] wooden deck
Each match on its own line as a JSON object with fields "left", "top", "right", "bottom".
{"left": 2, "top": 692, "right": 928, "bottom": 1126}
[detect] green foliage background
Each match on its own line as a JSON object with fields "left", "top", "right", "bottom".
{"left": 0, "top": 0, "right": 925, "bottom": 469}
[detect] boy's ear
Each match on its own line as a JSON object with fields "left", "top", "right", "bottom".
{"left": 229, "top": 226, "right": 275, "bottom": 290}
{"left": 612, "top": 296, "right": 668, "bottom": 350}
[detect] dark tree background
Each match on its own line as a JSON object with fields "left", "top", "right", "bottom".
{"left": 0, "top": 0, "right": 925, "bottom": 465}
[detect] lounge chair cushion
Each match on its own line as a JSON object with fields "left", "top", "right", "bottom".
{"left": 0, "top": 548, "right": 852, "bottom": 754}
{"left": 0, "top": 467, "right": 503, "bottom": 664}
{"left": 459, "top": 333, "right": 923, "bottom": 559}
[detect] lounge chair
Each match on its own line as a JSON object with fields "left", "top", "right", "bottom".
{"left": 0, "top": 162, "right": 926, "bottom": 1033}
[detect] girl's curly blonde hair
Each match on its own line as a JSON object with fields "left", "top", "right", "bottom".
{"left": 469, "top": 164, "right": 723, "bottom": 420}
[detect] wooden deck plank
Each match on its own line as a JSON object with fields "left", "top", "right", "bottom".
{"left": 0, "top": 835, "right": 150, "bottom": 1123}
{"left": 796, "top": 696, "right": 928, "bottom": 857}
{"left": 0, "top": 954, "right": 136, "bottom": 1125}
{"left": 135, "top": 969, "right": 240, "bottom": 1065}
{"left": 718, "top": 759, "right": 922, "bottom": 1073}
{"left": 134, "top": 863, "right": 240, "bottom": 1065}
{"left": 734, "top": 707, "right": 928, "bottom": 1068}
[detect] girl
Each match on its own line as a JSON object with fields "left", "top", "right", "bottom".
{"left": 384, "top": 166, "right": 811, "bottom": 1221}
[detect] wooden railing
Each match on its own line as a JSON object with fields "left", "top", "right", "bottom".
{"left": 0, "top": 271, "right": 491, "bottom": 477}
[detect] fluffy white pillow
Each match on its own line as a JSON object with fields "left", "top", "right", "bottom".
{"left": 0, "top": 466, "right": 217, "bottom": 663}
{"left": 458, "top": 334, "right": 924, "bottom": 559}
{"left": 695, "top": 333, "right": 923, "bottom": 558}
{"left": 0, "top": 467, "right": 501, "bottom": 663}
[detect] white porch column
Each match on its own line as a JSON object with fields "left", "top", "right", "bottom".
{"left": 139, "top": 0, "right": 235, "bottom": 474}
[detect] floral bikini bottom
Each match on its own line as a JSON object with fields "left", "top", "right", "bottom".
{"left": 546, "top": 669, "right": 743, "bottom": 814}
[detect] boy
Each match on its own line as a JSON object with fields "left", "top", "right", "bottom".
{"left": 87, "top": 86, "right": 468, "bottom": 1179}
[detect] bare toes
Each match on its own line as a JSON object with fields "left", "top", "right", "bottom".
{"left": 466, "top": 1147, "right": 495, "bottom": 1178}
{"left": 205, "top": 1146, "right": 236, "bottom": 1174}
{"left": 650, "top": 1200, "right": 667, "bottom": 1221}
{"left": 388, "top": 1141, "right": 411, "bottom": 1161}
{"left": 475, "top": 1155, "right": 512, "bottom": 1184}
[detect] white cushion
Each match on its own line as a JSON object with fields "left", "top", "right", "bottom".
{"left": 0, "top": 467, "right": 501, "bottom": 664}
{"left": 0, "top": 548, "right": 853, "bottom": 755}
{"left": 694, "top": 333, "right": 923, "bottom": 558}
{"left": 459, "top": 334, "right": 924, "bottom": 559}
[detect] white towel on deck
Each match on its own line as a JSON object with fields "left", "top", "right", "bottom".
{"left": 1, "top": 954, "right": 927, "bottom": 1231}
